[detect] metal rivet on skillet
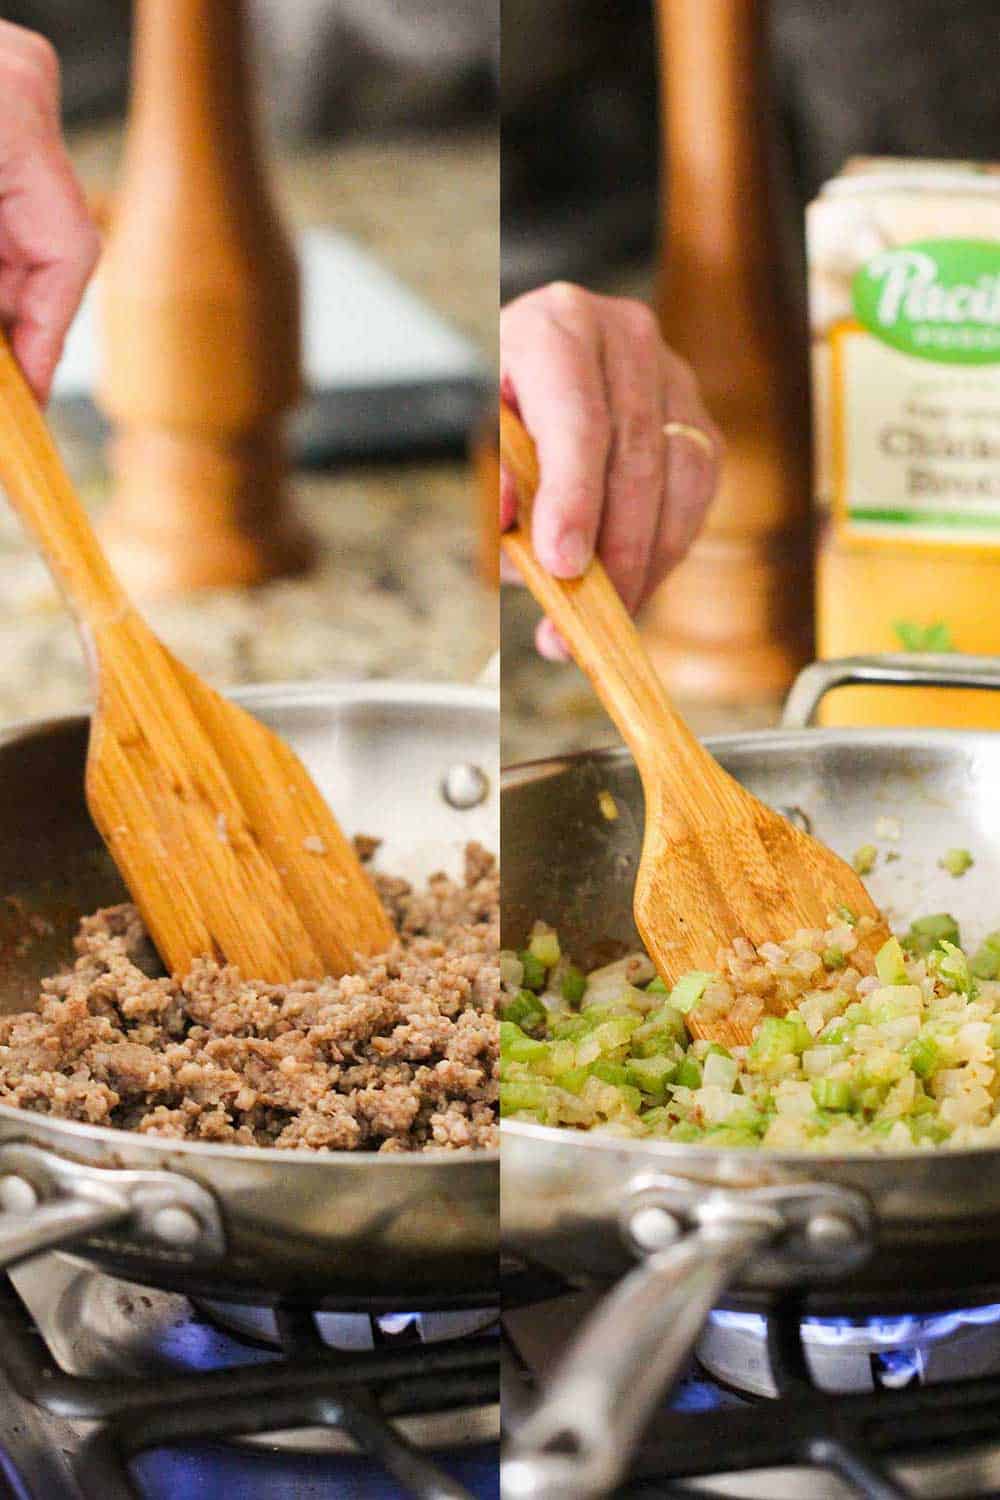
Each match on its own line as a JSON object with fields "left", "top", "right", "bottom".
{"left": 0, "top": 1175, "right": 38, "bottom": 1213}
{"left": 629, "top": 1204, "right": 681, "bottom": 1253}
{"left": 805, "top": 1211, "right": 859, "bottom": 1253}
{"left": 441, "top": 763, "right": 490, "bottom": 809}
{"left": 149, "top": 1205, "right": 202, "bottom": 1246}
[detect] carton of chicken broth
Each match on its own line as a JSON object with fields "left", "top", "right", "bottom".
{"left": 808, "top": 157, "right": 1000, "bottom": 726}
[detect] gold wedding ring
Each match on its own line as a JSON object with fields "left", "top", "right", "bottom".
{"left": 662, "top": 420, "right": 715, "bottom": 457}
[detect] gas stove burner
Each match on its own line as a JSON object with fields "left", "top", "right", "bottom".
{"left": 0, "top": 1260, "right": 499, "bottom": 1496}
{"left": 197, "top": 1298, "right": 498, "bottom": 1352}
{"left": 698, "top": 1303, "right": 1000, "bottom": 1397}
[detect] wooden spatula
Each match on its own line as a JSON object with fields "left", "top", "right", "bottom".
{"left": 0, "top": 330, "right": 394, "bottom": 984}
{"left": 500, "top": 405, "right": 886, "bottom": 1045}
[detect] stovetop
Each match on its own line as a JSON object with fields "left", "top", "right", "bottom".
{"left": 0, "top": 1256, "right": 500, "bottom": 1500}
{"left": 501, "top": 1279, "right": 1000, "bottom": 1499}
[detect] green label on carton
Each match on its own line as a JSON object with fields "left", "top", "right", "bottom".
{"left": 853, "top": 239, "right": 1000, "bottom": 364}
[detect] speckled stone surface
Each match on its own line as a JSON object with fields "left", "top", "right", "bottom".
{"left": 0, "top": 126, "right": 498, "bottom": 728}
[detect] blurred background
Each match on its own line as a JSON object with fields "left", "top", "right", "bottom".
{"left": 502, "top": 0, "right": 1000, "bottom": 297}
{"left": 500, "top": 0, "right": 1000, "bottom": 762}
{"left": 0, "top": 0, "right": 499, "bottom": 725}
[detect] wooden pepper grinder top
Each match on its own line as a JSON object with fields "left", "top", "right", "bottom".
{"left": 647, "top": 0, "right": 812, "bottom": 703}
{"left": 97, "top": 0, "right": 314, "bottom": 598}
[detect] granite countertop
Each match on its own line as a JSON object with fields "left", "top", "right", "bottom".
{"left": 0, "top": 125, "right": 499, "bottom": 729}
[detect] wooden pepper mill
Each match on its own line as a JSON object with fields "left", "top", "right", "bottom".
{"left": 646, "top": 0, "right": 812, "bottom": 703}
{"left": 97, "top": 0, "right": 313, "bottom": 597}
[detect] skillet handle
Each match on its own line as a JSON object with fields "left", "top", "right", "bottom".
{"left": 502, "top": 1177, "right": 872, "bottom": 1500}
{"left": 782, "top": 652, "right": 1000, "bottom": 728}
{"left": 0, "top": 1193, "right": 131, "bottom": 1270}
{"left": 0, "top": 1142, "right": 225, "bottom": 1269}
{"left": 503, "top": 1220, "right": 768, "bottom": 1500}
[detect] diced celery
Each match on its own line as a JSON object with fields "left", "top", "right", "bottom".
{"left": 971, "top": 930, "right": 1000, "bottom": 981}
{"left": 580, "top": 1077, "right": 642, "bottom": 1117}
{"left": 590, "top": 1059, "right": 630, "bottom": 1087}
{"left": 529, "top": 931, "right": 561, "bottom": 968}
{"left": 786, "top": 1014, "right": 814, "bottom": 1053}
{"left": 862, "top": 1048, "right": 906, "bottom": 1086}
{"left": 822, "top": 946, "right": 846, "bottom": 971}
{"left": 549, "top": 1016, "right": 592, "bottom": 1042}
{"left": 748, "top": 1015, "right": 811, "bottom": 1073}
{"left": 646, "top": 976, "right": 669, "bottom": 995}
{"left": 579, "top": 1001, "right": 637, "bottom": 1025}
{"left": 668, "top": 1120, "right": 705, "bottom": 1143}
{"left": 811, "top": 1077, "right": 853, "bottom": 1111}
{"left": 550, "top": 1065, "right": 591, "bottom": 1095}
{"left": 702, "top": 1126, "right": 760, "bottom": 1148}
{"left": 560, "top": 965, "right": 587, "bottom": 1004}
{"left": 935, "top": 940, "right": 977, "bottom": 997}
{"left": 852, "top": 844, "right": 877, "bottom": 876}
{"left": 909, "top": 1087, "right": 936, "bottom": 1116}
{"left": 909, "top": 1115, "right": 951, "bottom": 1145}
{"left": 833, "top": 905, "right": 857, "bottom": 926}
{"left": 575, "top": 1015, "right": 641, "bottom": 1065}
{"left": 939, "top": 848, "right": 974, "bottom": 879}
{"left": 904, "top": 913, "right": 960, "bottom": 957}
{"left": 500, "top": 1080, "right": 550, "bottom": 1114}
{"left": 504, "top": 1032, "right": 550, "bottom": 1064}
{"left": 675, "top": 1056, "right": 703, "bottom": 1089}
{"left": 625, "top": 1054, "right": 678, "bottom": 1101}
{"left": 632, "top": 1007, "right": 687, "bottom": 1057}
{"left": 902, "top": 1034, "right": 941, "bottom": 1079}
{"left": 820, "top": 1019, "right": 851, "bottom": 1045}
{"left": 648, "top": 1005, "right": 688, "bottom": 1041}
{"left": 721, "top": 1107, "right": 767, "bottom": 1135}
{"left": 875, "top": 937, "right": 909, "bottom": 986}
{"left": 705, "top": 1042, "right": 734, "bottom": 1059}
{"left": 500, "top": 990, "right": 547, "bottom": 1031}
{"left": 638, "top": 1102, "right": 671, "bottom": 1121}
{"left": 499, "top": 1020, "right": 521, "bottom": 1050}
{"left": 540, "top": 1040, "right": 578, "bottom": 1076}
{"left": 518, "top": 950, "right": 547, "bottom": 991}
{"left": 669, "top": 971, "right": 714, "bottom": 1015}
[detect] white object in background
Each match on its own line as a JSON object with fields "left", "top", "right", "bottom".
{"left": 53, "top": 228, "right": 483, "bottom": 400}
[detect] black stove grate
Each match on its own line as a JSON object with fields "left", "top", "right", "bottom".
{"left": 0, "top": 1272, "right": 499, "bottom": 1500}
{"left": 502, "top": 1285, "right": 1000, "bottom": 1500}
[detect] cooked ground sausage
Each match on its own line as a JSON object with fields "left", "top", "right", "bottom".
{"left": 0, "top": 844, "right": 498, "bottom": 1152}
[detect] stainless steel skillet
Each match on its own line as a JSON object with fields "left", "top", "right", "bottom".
{"left": 501, "top": 655, "right": 1000, "bottom": 1500}
{"left": 0, "top": 680, "right": 498, "bottom": 1309}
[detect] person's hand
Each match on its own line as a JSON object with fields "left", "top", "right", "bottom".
{"left": 0, "top": 22, "right": 99, "bottom": 402}
{"left": 500, "top": 283, "right": 722, "bottom": 659}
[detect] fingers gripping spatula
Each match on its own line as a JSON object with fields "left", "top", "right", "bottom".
{"left": 500, "top": 404, "right": 886, "bottom": 1045}
{"left": 0, "top": 330, "right": 394, "bottom": 983}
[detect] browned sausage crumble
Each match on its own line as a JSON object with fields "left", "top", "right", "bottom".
{"left": 0, "top": 844, "right": 498, "bottom": 1152}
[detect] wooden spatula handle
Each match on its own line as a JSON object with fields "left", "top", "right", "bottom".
{"left": 0, "top": 330, "right": 127, "bottom": 625}
{"left": 500, "top": 404, "right": 697, "bottom": 775}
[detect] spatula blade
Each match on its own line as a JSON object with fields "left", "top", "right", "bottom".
{"left": 86, "top": 619, "right": 393, "bottom": 983}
